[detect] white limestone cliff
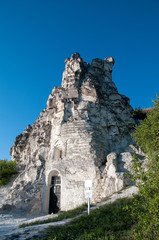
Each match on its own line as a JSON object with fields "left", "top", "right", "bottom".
{"left": 1, "top": 53, "right": 143, "bottom": 215}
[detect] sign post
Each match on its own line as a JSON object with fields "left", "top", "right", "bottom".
{"left": 85, "top": 180, "right": 92, "bottom": 215}
{"left": 88, "top": 187, "right": 90, "bottom": 215}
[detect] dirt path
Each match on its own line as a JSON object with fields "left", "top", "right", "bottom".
{"left": 0, "top": 186, "right": 138, "bottom": 240}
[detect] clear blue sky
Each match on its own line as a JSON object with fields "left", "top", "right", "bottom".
{"left": 0, "top": 0, "right": 159, "bottom": 160}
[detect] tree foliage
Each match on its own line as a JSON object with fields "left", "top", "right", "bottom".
{"left": 130, "top": 95, "right": 159, "bottom": 240}
{"left": 0, "top": 159, "right": 18, "bottom": 187}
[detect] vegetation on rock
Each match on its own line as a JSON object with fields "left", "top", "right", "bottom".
{"left": 0, "top": 159, "right": 18, "bottom": 186}
{"left": 133, "top": 107, "right": 151, "bottom": 121}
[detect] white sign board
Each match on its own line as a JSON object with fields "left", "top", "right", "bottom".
{"left": 85, "top": 180, "right": 92, "bottom": 188}
{"left": 85, "top": 189, "right": 92, "bottom": 199}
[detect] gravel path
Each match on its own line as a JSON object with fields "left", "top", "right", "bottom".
{"left": 0, "top": 186, "right": 138, "bottom": 240}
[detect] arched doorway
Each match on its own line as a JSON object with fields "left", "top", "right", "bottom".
{"left": 49, "top": 173, "right": 61, "bottom": 214}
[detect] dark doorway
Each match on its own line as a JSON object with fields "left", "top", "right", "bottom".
{"left": 49, "top": 176, "right": 61, "bottom": 214}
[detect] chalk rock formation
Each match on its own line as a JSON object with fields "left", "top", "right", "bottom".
{"left": 1, "top": 53, "right": 142, "bottom": 215}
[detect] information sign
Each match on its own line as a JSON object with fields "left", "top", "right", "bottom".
{"left": 85, "top": 189, "right": 92, "bottom": 199}
{"left": 85, "top": 180, "right": 92, "bottom": 188}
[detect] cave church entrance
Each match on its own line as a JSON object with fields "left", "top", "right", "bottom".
{"left": 49, "top": 175, "right": 61, "bottom": 214}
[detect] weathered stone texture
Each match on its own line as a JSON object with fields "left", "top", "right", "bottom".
{"left": 0, "top": 53, "right": 144, "bottom": 215}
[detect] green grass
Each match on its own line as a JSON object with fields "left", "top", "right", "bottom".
{"left": 30, "top": 198, "right": 135, "bottom": 240}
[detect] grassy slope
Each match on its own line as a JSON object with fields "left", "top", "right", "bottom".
{"left": 30, "top": 198, "right": 135, "bottom": 240}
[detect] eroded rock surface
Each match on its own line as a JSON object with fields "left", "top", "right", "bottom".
{"left": 1, "top": 53, "right": 143, "bottom": 215}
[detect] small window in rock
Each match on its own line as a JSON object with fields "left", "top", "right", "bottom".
{"left": 54, "top": 147, "right": 62, "bottom": 160}
{"left": 56, "top": 176, "right": 61, "bottom": 184}
{"left": 51, "top": 176, "right": 61, "bottom": 185}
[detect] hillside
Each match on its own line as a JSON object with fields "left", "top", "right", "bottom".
{"left": 1, "top": 186, "right": 138, "bottom": 239}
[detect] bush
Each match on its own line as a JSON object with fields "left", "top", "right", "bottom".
{"left": 130, "top": 95, "right": 159, "bottom": 239}
{"left": 0, "top": 159, "right": 18, "bottom": 186}
{"left": 133, "top": 108, "right": 148, "bottom": 121}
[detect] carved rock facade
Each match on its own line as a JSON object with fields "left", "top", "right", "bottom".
{"left": 1, "top": 53, "right": 142, "bottom": 215}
